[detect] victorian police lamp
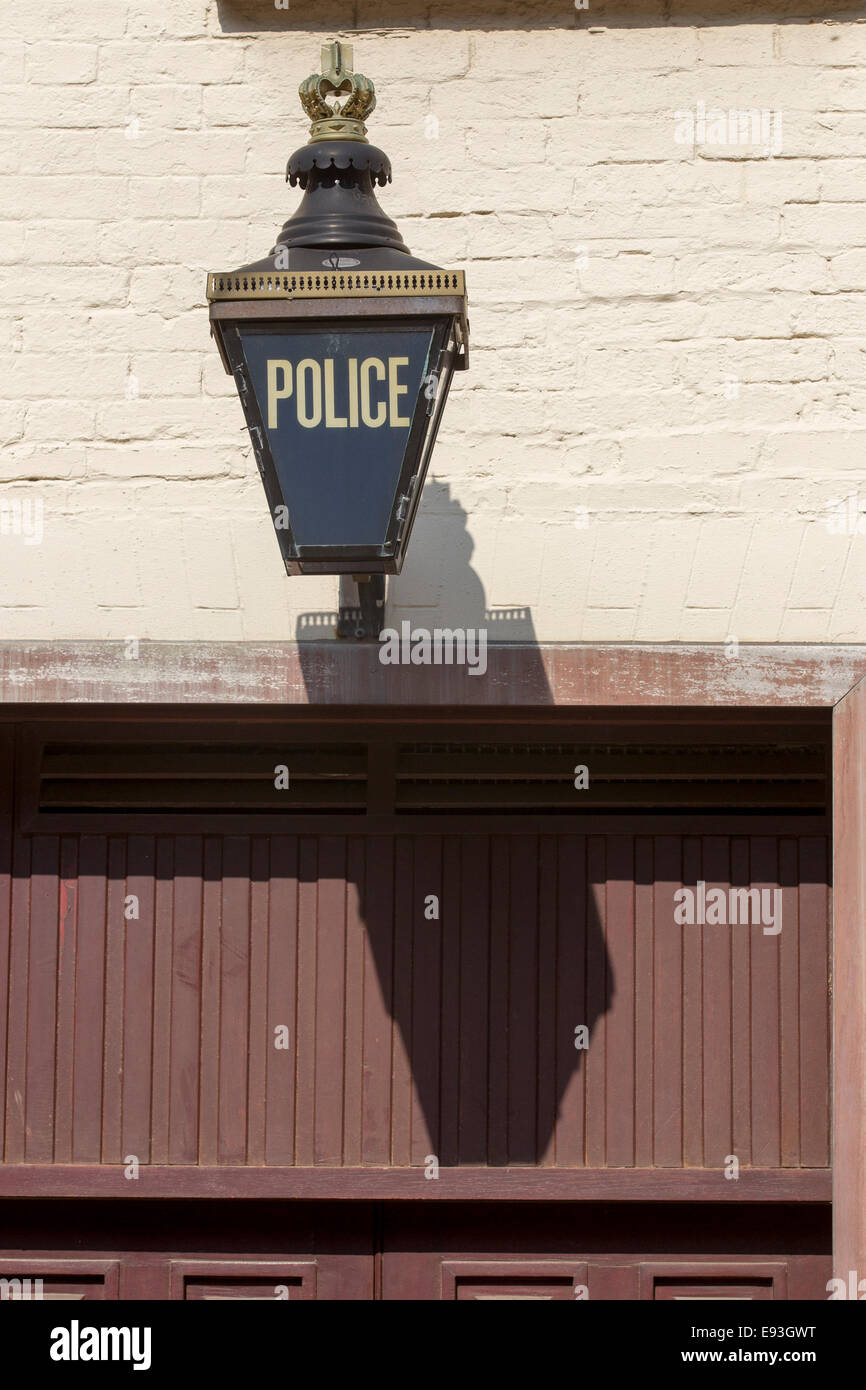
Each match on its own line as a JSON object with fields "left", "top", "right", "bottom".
{"left": 206, "top": 41, "right": 469, "bottom": 632}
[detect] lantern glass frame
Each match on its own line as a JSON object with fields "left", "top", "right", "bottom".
{"left": 212, "top": 293, "right": 465, "bottom": 575}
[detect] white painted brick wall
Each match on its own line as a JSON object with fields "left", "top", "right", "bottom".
{"left": 1, "top": 2, "right": 866, "bottom": 644}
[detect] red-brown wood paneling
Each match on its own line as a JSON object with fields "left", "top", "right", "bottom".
{"left": 0, "top": 830, "right": 830, "bottom": 1173}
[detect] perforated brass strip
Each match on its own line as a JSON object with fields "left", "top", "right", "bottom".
{"left": 207, "top": 269, "right": 466, "bottom": 301}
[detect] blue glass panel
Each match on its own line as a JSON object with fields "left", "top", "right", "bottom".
{"left": 239, "top": 327, "right": 435, "bottom": 547}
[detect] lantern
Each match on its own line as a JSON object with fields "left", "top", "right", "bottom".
{"left": 207, "top": 40, "right": 469, "bottom": 587}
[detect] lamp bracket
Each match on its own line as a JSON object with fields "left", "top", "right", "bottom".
{"left": 336, "top": 573, "right": 386, "bottom": 641}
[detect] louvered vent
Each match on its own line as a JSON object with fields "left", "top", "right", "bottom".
{"left": 37, "top": 743, "right": 367, "bottom": 815}
{"left": 395, "top": 741, "right": 828, "bottom": 814}
{"left": 30, "top": 725, "right": 829, "bottom": 822}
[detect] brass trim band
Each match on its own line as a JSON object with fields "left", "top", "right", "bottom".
{"left": 207, "top": 270, "right": 466, "bottom": 302}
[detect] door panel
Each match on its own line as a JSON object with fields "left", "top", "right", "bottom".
{"left": 170, "top": 1261, "right": 317, "bottom": 1300}
{"left": 442, "top": 1262, "right": 588, "bottom": 1300}
{"left": 0, "top": 1259, "right": 120, "bottom": 1300}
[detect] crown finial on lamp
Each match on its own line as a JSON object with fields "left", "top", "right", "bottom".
{"left": 298, "top": 40, "right": 376, "bottom": 144}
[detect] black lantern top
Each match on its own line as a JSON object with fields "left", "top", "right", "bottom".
{"left": 206, "top": 41, "right": 469, "bottom": 579}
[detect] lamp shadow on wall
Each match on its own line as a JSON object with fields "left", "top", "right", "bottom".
{"left": 295, "top": 478, "right": 544, "bottom": 654}
{"left": 216, "top": 0, "right": 860, "bottom": 32}
{"left": 293, "top": 479, "right": 613, "bottom": 1166}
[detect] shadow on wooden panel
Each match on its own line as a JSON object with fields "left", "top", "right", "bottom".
{"left": 307, "top": 834, "right": 613, "bottom": 1167}
{"left": 294, "top": 547, "right": 612, "bottom": 1165}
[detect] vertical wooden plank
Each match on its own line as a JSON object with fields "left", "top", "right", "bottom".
{"left": 508, "top": 834, "right": 538, "bottom": 1164}
{"left": 26, "top": 836, "right": 59, "bottom": 1160}
{"left": 832, "top": 679, "right": 866, "bottom": 1281}
{"left": 0, "top": 730, "right": 11, "bottom": 1162}
{"left": 168, "top": 836, "right": 202, "bottom": 1164}
{"left": 681, "top": 836, "right": 703, "bottom": 1167}
{"left": 633, "top": 836, "right": 654, "bottom": 1168}
{"left": 149, "top": 836, "right": 174, "bottom": 1165}
{"left": 702, "top": 835, "right": 732, "bottom": 1169}
{"left": 536, "top": 835, "right": 558, "bottom": 1167}
{"left": 294, "top": 837, "right": 318, "bottom": 1167}
{"left": 360, "top": 836, "right": 393, "bottom": 1167}
{"left": 123, "top": 835, "right": 155, "bottom": 1165}
{"left": 438, "top": 834, "right": 462, "bottom": 1167}
{"left": 457, "top": 835, "right": 489, "bottom": 1165}
{"left": 751, "top": 836, "right": 781, "bottom": 1167}
{"left": 198, "top": 837, "right": 222, "bottom": 1165}
{"left": 585, "top": 836, "right": 607, "bottom": 1167}
{"left": 4, "top": 835, "right": 31, "bottom": 1162}
{"left": 653, "top": 836, "right": 682, "bottom": 1166}
{"left": 342, "top": 837, "right": 366, "bottom": 1167}
{"left": 53, "top": 836, "right": 78, "bottom": 1163}
{"left": 246, "top": 836, "right": 270, "bottom": 1166}
{"left": 799, "top": 835, "right": 830, "bottom": 1166}
{"left": 101, "top": 836, "right": 127, "bottom": 1164}
{"left": 219, "top": 836, "right": 250, "bottom": 1163}
{"left": 390, "top": 836, "right": 414, "bottom": 1167}
{"left": 71, "top": 835, "right": 106, "bottom": 1162}
{"left": 487, "top": 836, "right": 510, "bottom": 1166}
{"left": 265, "top": 835, "right": 297, "bottom": 1165}
{"left": 605, "top": 835, "right": 634, "bottom": 1167}
{"left": 730, "top": 836, "right": 752, "bottom": 1167}
{"left": 410, "top": 836, "right": 441, "bottom": 1167}
{"left": 555, "top": 835, "right": 585, "bottom": 1168}
{"left": 315, "top": 836, "right": 346, "bottom": 1166}
{"left": 778, "top": 837, "right": 801, "bottom": 1167}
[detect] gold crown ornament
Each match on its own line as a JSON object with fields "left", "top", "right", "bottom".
{"left": 299, "top": 41, "right": 376, "bottom": 143}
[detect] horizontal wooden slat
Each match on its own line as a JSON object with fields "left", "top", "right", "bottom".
{"left": 42, "top": 747, "right": 365, "bottom": 779}
{"left": 40, "top": 780, "right": 367, "bottom": 811}
{"left": 20, "top": 810, "right": 832, "bottom": 838}
{"left": 0, "top": 1165, "right": 831, "bottom": 1202}
{"left": 398, "top": 749, "right": 825, "bottom": 779}
{"left": 396, "top": 781, "right": 824, "bottom": 810}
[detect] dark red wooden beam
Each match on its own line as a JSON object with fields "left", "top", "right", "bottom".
{"left": 0, "top": 1166, "right": 831, "bottom": 1202}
